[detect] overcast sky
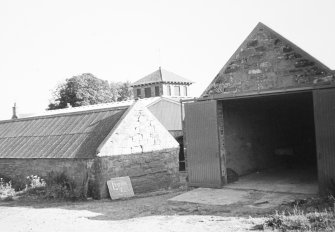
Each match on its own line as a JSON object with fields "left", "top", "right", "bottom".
{"left": 0, "top": 0, "right": 334, "bottom": 119}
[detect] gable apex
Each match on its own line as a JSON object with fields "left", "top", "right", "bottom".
{"left": 202, "top": 22, "right": 334, "bottom": 98}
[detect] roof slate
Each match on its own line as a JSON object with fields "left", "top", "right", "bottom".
{"left": 131, "top": 68, "right": 193, "bottom": 86}
{"left": 0, "top": 107, "right": 127, "bottom": 159}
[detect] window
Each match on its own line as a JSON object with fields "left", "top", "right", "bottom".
{"left": 144, "top": 87, "right": 151, "bottom": 98}
{"left": 183, "top": 86, "right": 187, "bottom": 96}
{"left": 174, "top": 86, "right": 180, "bottom": 96}
{"left": 167, "top": 85, "right": 171, "bottom": 96}
{"left": 155, "top": 86, "right": 160, "bottom": 96}
{"left": 136, "top": 89, "right": 141, "bottom": 98}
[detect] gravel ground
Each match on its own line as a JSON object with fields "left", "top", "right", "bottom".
{"left": 0, "top": 190, "right": 266, "bottom": 232}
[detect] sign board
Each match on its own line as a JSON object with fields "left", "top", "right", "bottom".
{"left": 107, "top": 176, "right": 135, "bottom": 200}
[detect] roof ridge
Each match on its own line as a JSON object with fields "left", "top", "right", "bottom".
{"left": 0, "top": 131, "right": 93, "bottom": 139}
{"left": 0, "top": 105, "right": 129, "bottom": 124}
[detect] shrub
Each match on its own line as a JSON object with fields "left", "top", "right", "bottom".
{"left": 0, "top": 174, "right": 26, "bottom": 191}
{"left": 26, "top": 175, "right": 46, "bottom": 189}
{"left": 44, "top": 171, "right": 85, "bottom": 201}
{"left": 0, "top": 178, "right": 16, "bottom": 200}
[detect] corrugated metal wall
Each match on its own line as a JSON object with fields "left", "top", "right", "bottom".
{"left": 147, "top": 100, "right": 182, "bottom": 131}
{"left": 184, "top": 100, "right": 222, "bottom": 188}
{"left": 313, "top": 89, "right": 335, "bottom": 195}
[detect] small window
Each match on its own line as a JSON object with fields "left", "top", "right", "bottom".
{"left": 167, "top": 85, "right": 171, "bottom": 96}
{"left": 144, "top": 87, "right": 151, "bottom": 98}
{"left": 155, "top": 86, "right": 160, "bottom": 96}
{"left": 183, "top": 86, "right": 187, "bottom": 96}
{"left": 174, "top": 86, "right": 180, "bottom": 96}
{"left": 136, "top": 89, "right": 141, "bottom": 98}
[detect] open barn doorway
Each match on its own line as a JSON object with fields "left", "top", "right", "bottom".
{"left": 221, "top": 91, "right": 318, "bottom": 194}
{"left": 176, "top": 136, "right": 186, "bottom": 171}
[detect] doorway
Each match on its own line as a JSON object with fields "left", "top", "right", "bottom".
{"left": 221, "top": 91, "right": 318, "bottom": 194}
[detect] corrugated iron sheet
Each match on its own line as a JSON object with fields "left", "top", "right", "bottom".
{"left": 147, "top": 99, "right": 182, "bottom": 131}
{"left": 313, "top": 89, "right": 335, "bottom": 195}
{"left": 0, "top": 108, "right": 127, "bottom": 159}
{"left": 184, "top": 100, "right": 222, "bottom": 188}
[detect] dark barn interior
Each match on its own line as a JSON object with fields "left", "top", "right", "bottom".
{"left": 221, "top": 92, "right": 318, "bottom": 194}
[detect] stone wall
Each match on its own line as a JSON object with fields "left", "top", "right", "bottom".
{"left": 203, "top": 23, "right": 334, "bottom": 97}
{"left": 217, "top": 101, "right": 227, "bottom": 184}
{"left": 169, "top": 130, "right": 183, "bottom": 138}
{"left": 222, "top": 99, "right": 277, "bottom": 176}
{"left": 98, "top": 101, "right": 179, "bottom": 156}
{"left": 93, "top": 148, "right": 180, "bottom": 199}
{"left": 0, "top": 158, "right": 93, "bottom": 191}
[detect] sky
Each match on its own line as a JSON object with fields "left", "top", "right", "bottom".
{"left": 0, "top": 0, "right": 334, "bottom": 119}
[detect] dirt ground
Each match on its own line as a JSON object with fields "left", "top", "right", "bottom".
{"left": 0, "top": 189, "right": 270, "bottom": 232}
{"left": 0, "top": 167, "right": 321, "bottom": 232}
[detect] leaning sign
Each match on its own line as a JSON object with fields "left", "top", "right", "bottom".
{"left": 107, "top": 176, "right": 135, "bottom": 200}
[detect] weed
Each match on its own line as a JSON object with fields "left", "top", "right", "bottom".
{"left": 0, "top": 178, "right": 16, "bottom": 200}
{"left": 44, "top": 171, "right": 84, "bottom": 201}
{"left": 264, "top": 200, "right": 335, "bottom": 231}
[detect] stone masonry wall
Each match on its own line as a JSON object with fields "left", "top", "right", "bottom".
{"left": 93, "top": 148, "right": 180, "bottom": 199}
{"left": 98, "top": 101, "right": 179, "bottom": 156}
{"left": 203, "top": 24, "right": 334, "bottom": 97}
{"left": 217, "top": 101, "right": 227, "bottom": 184}
{"left": 0, "top": 158, "right": 93, "bottom": 192}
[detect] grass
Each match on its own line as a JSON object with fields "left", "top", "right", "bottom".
{"left": 261, "top": 196, "right": 335, "bottom": 231}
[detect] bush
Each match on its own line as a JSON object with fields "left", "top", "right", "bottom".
{"left": 0, "top": 174, "right": 26, "bottom": 191}
{"left": 0, "top": 178, "right": 15, "bottom": 200}
{"left": 44, "top": 171, "right": 85, "bottom": 201}
{"left": 26, "top": 175, "right": 46, "bottom": 189}
{"left": 0, "top": 172, "right": 86, "bottom": 201}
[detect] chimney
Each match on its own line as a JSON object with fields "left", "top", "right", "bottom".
{"left": 12, "top": 103, "right": 18, "bottom": 119}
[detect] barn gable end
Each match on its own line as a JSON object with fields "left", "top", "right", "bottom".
{"left": 202, "top": 22, "right": 334, "bottom": 98}
{"left": 97, "top": 100, "right": 179, "bottom": 156}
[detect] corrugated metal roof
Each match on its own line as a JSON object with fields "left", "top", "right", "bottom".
{"left": 131, "top": 68, "right": 193, "bottom": 86}
{"left": 0, "top": 107, "right": 127, "bottom": 159}
{"left": 23, "top": 100, "right": 134, "bottom": 118}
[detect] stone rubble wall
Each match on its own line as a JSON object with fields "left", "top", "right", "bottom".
{"left": 203, "top": 24, "right": 334, "bottom": 97}
{"left": 0, "top": 158, "right": 93, "bottom": 192}
{"left": 98, "top": 101, "right": 179, "bottom": 157}
{"left": 93, "top": 148, "right": 180, "bottom": 199}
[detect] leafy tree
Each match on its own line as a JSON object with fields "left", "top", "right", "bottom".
{"left": 48, "top": 73, "right": 133, "bottom": 110}
{"left": 110, "top": 81, "right": 133, "bottom": 102}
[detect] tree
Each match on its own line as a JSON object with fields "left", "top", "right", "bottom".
{"left": 110, "top": 81, "right": 133, "bottom": 102}
{"left": 48, "top": 73, "right": 132, "bottom": 110}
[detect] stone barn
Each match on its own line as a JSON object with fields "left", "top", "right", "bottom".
{"left": 0, "top": 100, "right": 180, "bottom": 199}
{"left": 183, "top": 22, "right": 335, "bottom": 195}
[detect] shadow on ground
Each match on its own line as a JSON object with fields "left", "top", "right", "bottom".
{"left": 0, "top": 187, "right": 312, "bottom": 222}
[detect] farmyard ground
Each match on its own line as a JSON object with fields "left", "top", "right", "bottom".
{"left": 0, "top": 189, "right": 268, "bottom": 232}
